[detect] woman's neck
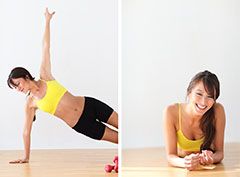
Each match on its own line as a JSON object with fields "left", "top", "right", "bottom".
{"left": 29, "top": 80, "right": 42, "bottom": 97}
{"left": 184, "top": 103, "right": 202, "bottom": 121}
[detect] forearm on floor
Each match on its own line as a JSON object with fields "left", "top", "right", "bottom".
{"left": 212, "top": 150, "right": 224, "bottom": 164}
{"left": 167, "top": 154, "right": 186, "bottom": 168}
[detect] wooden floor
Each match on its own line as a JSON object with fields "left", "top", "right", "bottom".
{"left": 122, "top": 143, "right": 240, "bottom": 177}
{"left": 0, "top": 149, "right": 118, "bottom": 177}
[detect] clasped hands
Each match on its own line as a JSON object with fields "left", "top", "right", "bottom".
{"left": 184, "top": 150, "right": 213, "bottom": 170}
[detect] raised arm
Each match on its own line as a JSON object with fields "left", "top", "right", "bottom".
{"left": 40, "top": 8, "right": 55, "bottom": 80}
{"left": 9, "top": 97, "right": 36, "bottom": 164}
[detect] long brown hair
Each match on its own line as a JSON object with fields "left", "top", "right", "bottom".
{"left": 187, "top": 70, "right": 220, "bottom": 151}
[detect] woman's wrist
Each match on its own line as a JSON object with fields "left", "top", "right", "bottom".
{"left": 45, "top": 20, "right": 51, "bottom": 24}
{"left": 24, "top": 157, "right": 29, "bottom": 161}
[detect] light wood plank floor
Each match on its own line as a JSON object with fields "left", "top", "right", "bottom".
{"left": 122, "top": 143, "right": 240, "bottom": 177}
{"left": 0, "top": 149, "right": 118, "bottom": 177}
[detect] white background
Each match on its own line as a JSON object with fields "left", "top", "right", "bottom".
{"left": 0, "top": 0, "right": 117, "bottom": 149}
{"left": 122, "top": 0, "right": 240, "bottom": 148}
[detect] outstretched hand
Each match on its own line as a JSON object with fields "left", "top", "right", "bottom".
{"left": 9, "top": 158, "right": 29, "bottom": 164}
{"left": 45, "top": 8, "right": 55, "bottom": 21}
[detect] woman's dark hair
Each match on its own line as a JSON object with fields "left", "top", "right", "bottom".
{"left": 7, "top": 67, "right": 36, "bottom": 121}
{"left": 187, "top": 70, "right": 220, "bottom": 151}
{"left": 7, "top": 67, "right": 35, "bottom": 89}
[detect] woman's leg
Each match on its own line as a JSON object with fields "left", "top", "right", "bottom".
{"left": 101, "top": 126, "right": 118, "bottom": 144}
{"left": 101, "top": 111, "right": 118, "bottom": 143}
{"left": 106, "top": 111, "right": 118, "bottom": 128}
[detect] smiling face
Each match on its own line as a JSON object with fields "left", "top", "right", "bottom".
{"left": 11, "top": 78, "right": 31, "bottom": 94}
{"left": 188, "top": 81, "right": 215, "bottom": 116}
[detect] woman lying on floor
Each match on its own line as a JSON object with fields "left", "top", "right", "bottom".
{"left": 163, "top": 70, "right": 225, "bottom": 170}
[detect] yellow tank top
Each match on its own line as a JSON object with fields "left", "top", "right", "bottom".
{"left": 35, "top": 80, "right": 67, "bottom": 115}
{"left": 176, "top": 103, "right": 204, "bottom": 152}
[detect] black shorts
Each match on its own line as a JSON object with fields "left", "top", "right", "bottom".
{"left": 72, "top": 97, "right": 114, "bottom": 140}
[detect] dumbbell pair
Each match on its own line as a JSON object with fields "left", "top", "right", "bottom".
{"left": 105, "top": 156, "right": 118, "bottom": 173}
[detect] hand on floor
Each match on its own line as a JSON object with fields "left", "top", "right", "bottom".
{"left": 9, "top": 158, "right": 29, "bottom": 164}
{"left": 200, "top": 150, "right": 213, "bottom": 165}
{"left": 184, "top": 153, "right": 200, "bottom": 171}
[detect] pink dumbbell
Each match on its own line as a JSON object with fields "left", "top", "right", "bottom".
{"left": 105, "top": 164, "right": 115, "bottom": 173}
{"left": 113, "top": 156, "right": 118, "bottom": 173}
{"left": 105, "top": 155, "right": 119, "bottom": 173}
{"left": 113, "top": 156, "right": 118, "bottom": 163}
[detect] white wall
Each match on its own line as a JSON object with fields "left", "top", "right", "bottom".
{"left": 0, "top": 0, "right": 117, "bottom": 149}
{"left": 122, "top": 0, "right": 240, "bottom": 148}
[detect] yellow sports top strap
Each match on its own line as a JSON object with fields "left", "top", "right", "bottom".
{"left": 178, "top": 103, "right": 182, "bottom": 131}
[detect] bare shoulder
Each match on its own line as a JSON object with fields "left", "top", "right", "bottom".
{"left": 214, "top": 102, "right": 226, "bottom": 121}
{"left": 163, "top": 103, "right": 179, "bottom": 123}
{"left": 214, "top": 102, "right": 225, "bottom": 114}
{"left": 25, "top": 95, "right": 37, "bottom": 109}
